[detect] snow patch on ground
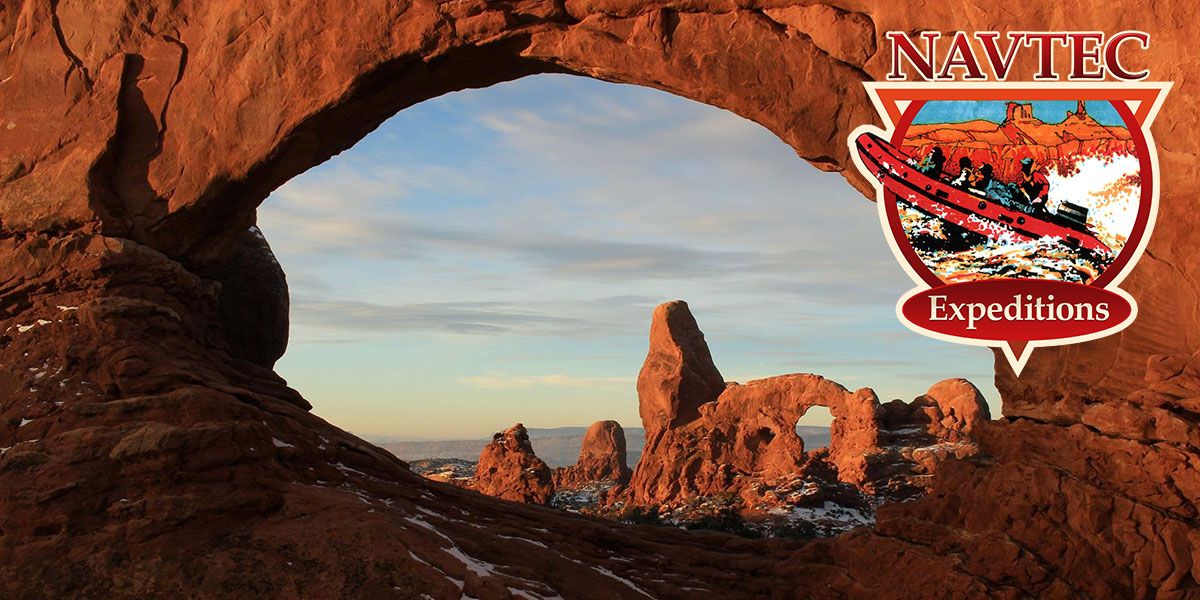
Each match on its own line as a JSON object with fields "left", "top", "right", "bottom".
{"left": 416, "top": 506, "right": 442, "bottom": 519}
{"left": 497, "top": 534, "right": 548, "bottom": 549}
{"left": 771, "top": 500, "right": 873, "bottom": 535}
{"left": 508, "top": 588, "right": 563, "bottom": 600}
{"left": 443, "top": 545, "right": 498, "bottom": 579}
{"left": 11, "top": 319, "right": 52, "bottom": 333}
{"left": 591, "top": 566, "right": 653, "bottom": 598}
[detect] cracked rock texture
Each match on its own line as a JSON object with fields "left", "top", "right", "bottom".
{"left": 1, "top": 0, "right": 1199, "bottom": 598}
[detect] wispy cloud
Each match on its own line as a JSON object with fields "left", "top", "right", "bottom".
{"left": 287, "top": 292, "right": 668, "bottom": 339}
{"left": 260, "top": 76, "right": 919, "bottom": 332}
{"left": 260, "top": 75, "right": 1001, "bottom": 437}
{"left": 266, "top": 214, "right": 767, "bottom": 281}
{"left": 458, "top": 373, "right": 632, "bottom": 390}
{"left": 291, "top": 298, "right": 590, "bottom": 336}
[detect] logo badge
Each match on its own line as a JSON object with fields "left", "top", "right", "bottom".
{"left": 850, "top": 56, "right": 1170, "bottom": 374}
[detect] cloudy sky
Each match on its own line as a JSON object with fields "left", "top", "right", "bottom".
{"left": 914, "top": 100, "right": 1123, "bottom": 126}
{"left": 259, "top": 74, "right": 1000, "bottom": 440}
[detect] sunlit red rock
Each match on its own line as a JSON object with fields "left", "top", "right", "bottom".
{"left": 624, "top": 301, "right": 983, "bottom": 509}
{"left": 637, "top": 301, "right": 726, "bottom": 430}
{"left": 473, "top": 423, "right": 555, "bottom": 505}
{"left": 916, "top": 378, "right": 991, "bottom": 440}
{"left": 553, "top": 420, "right": 632, "bottom": 488}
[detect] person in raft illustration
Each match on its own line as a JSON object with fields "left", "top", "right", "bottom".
{"left": 1017, "top": 157, "right": 1050, "bottom": 209}
{"left": 917, "top": 146, "right": 946, "bottom": 177}
{"left": 974, "top": 163, "right": 995, "bottom": 191}
{"left": 949, "top": 156, "right": 975, "bottom": 188}
{"left": 972, "top": 161, "right": 1044, "bottom": 215}
{"left": 975, "top": 163, "right": 1021, "bottom": 210}
{"left": 912, "top": 150, "right": 1044, "bottom": 216}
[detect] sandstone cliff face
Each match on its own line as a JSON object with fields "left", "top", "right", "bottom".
{"left": 473, "top": 424, "right": 555, "bottom": 505}
{"left": 554, "top": 420, "right": 631, "bottom": 489}
{"left": 915, "top": 377, "right": 991, "bottom": 440}
{"left": 1, "top": 1, "right": 1199, "bottom": 598}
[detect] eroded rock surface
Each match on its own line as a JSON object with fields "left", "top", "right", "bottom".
{"left": 554, "top": 420, "right": 632, "bottom": 489}
{"left": 473, "top": 424, "right": 555, "bottom": 505}
{"left": 637, "top": 301, "right": 726, "bottom": 430}
{"left": 619, "top": 302, "right": 985, "bottom": 530}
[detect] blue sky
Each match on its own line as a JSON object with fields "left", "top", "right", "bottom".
{"left": 259, "top": 74, "right": 1000, "bottom": 440}
{"left": 913, "top": 100, "right": 1124, "bottom": 126}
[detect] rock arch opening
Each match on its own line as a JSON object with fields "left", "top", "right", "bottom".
{"left": 256, "top": 74, "right": 998, "bottom": 534}
{"left": 260, "top": 74, "right": 998, "bottom": 446}
{"left": 796, "top": 405, "right": 832, "bottom": 451}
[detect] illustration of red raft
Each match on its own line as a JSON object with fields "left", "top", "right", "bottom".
{"left": 854, "top": 132, "right": 1112, "bottom": 256}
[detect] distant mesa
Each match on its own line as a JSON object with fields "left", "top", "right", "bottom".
{"left": 380, "top": 427, "right": 649, "bottom": 468}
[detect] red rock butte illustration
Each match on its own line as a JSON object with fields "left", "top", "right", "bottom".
{"left": 0, "top": 3, "right": 1196, "bottom": 599}
{"left": 903, "top": 100, "right": 1134, "bottom": 183}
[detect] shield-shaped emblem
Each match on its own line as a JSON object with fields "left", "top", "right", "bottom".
{"left": 850, "top": 82, "right": 1170, "bottom": 373}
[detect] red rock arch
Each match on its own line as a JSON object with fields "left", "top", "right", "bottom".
{"left": 2, "top": 1, "right": 1199, "bottom": 597}
{"left": 2, "top": 4, "right": 876, "bottom": 250}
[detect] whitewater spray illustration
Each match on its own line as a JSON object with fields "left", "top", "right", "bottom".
{"left": 1046, "top": 153, "right": 1141, "bottom": 252}
{"left": 900, "top": 151, "right": 1141, "bottom": 285}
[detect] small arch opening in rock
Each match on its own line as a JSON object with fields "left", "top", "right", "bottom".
{"left": 796, "top": 405, "right": 833, "bottom": 452}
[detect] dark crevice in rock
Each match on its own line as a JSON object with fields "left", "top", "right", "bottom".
{"left": 48, "top": 0, "right": 92, "bottom": 90}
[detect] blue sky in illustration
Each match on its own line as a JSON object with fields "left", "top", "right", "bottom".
{"left": 259, "top": 74, "right": 1000, "bottom": 440}
{"left": 912, "top": 100, "right": 1125, "bottom": 127}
